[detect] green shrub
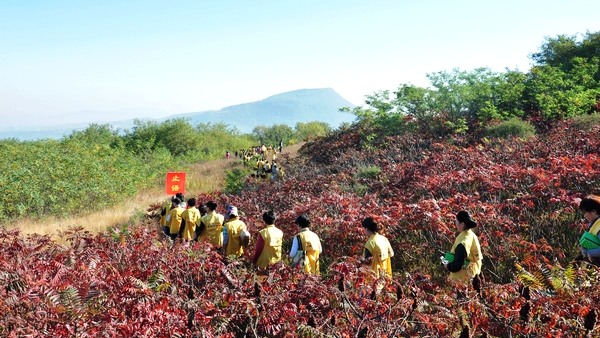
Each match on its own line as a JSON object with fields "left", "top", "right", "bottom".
{"left": 354, "top": 165, "right": 381, "bottom": 179}
{"left": 485, "top": 118, "right": 536, "bottom": 139}
{"left": 571, "top": 112, "right": 600, "bottom": 130}
{"left": 0, "top": 138, "right": 160, "bottom": 221}
{"left": 224, "top": 168, "right": 250, "bottom": 195}
{"left": 353, "top": 183, "right": 369, "bottom": 197}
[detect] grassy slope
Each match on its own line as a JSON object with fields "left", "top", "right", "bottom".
{"left": 12, "top": 143, "right": 305, "bottom": 239}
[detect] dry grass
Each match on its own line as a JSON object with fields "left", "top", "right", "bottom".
{"left": 10, "top": 143, "right": 305, "bottom": 238}
{"left": 13, "top": 187, "right": 167, "bottom": 241}
{"left": 186, "top": 158, "right": 239, "bottom": 193}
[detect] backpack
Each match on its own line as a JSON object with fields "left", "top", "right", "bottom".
{"left": 240, "top": 229, "right": 251, "bottom": 247}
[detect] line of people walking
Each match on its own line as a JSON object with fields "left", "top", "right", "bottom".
{"left": 158, "top": 192, "right": 600, "bottom": 294}
{"left": 159, "top": 195, "right": 323, "bottom": 274}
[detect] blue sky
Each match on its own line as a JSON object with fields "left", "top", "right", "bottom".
{"left": 1, "top": 0, "right": 599, "bottom": 127}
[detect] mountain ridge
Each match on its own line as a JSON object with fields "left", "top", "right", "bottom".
{"left": 1, "top": 88, "right": 356, "bottom": 140}
{"left": 167, "top": 88, "right": 356, "bottom": 133}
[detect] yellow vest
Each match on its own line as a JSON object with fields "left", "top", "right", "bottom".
{"left": 168, "top": 206, "right": 185, "bottom": 234}
{"left": 589, "top": 218, "right": 600, "bottom": 236}
{"left": 224, "top": 218, "right": 247, "bottom": 257}
{"left": 364, "top": 233, "right": 394, "bottom": 278}
{"left": 201, "top": 211, "right": 224, "bottom": 247}
{"left": 297, "top": 229, "right": 322, "bottom": 274}
{"left": 267, "top": 149, "right": 275, "bottom": 162}
{"left": 160, "top": 201, "right": 172, "bottom": 227}
{"left": 256, "top": 225, "right": 283, "bottom": 269}
{"left": 181, "top": 207, "right": 201, "bottom": 240}
{"left": 449, "top": 229, "right": 483, "bottom": 282}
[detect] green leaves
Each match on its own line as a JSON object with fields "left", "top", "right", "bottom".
{"left": 0, "top": 138, "right": 155, "bottom": 221}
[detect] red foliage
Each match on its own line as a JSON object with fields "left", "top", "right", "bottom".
{"left": 2, "top": 120, "right": 600, "bottom": 336}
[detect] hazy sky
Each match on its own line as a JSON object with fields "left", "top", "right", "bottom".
{"left": 1, "top": 0, "right": 599, "bottom": 127}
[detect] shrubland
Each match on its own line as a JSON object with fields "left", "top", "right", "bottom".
{"left": 0, "top": 119, "right": 328, "bottom": 223}
{"left": 2, "top": 30, "right": 600, "bottom": 336}
{"left": 2, "top": 115, "right": 600, "bottom": 337}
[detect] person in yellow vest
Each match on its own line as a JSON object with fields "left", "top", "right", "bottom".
{"left": 179, "top": 198, "right": 201, "bottom": 242}
{"left": 444, "top": 210, "right": 483, "bottom": 292}
{"left": 194, "top": 203, "right": 208, "bottom": 242}
{"left": 252, "top": 211, "right": 283, "bottom": 269}
{"left": 289, "top": 214, "right": 322, "bottom": 274}
{"left": 260, "top": 144, "right": 267, "bottom": 159}
{"left": 222, "top": 206, "right": 249, "bottom": 258}
{"left": 166, "top": 197, "right": 185, "bottom": 242}
{"left": 266, "top": 146, "right": 275, "bottom": 164}
{"left": 361, "top": 217, "right": 394, "bottom": 278}
{"left": 200, "top": 201, "right": 225, "bottom": 248}
{"left": 256, "top": 159, "right": 266, "bottom": 178}
{"left": 160, "top": 193, "right": 183, "bottom": 237}
{"left": 577, "top": 195, "right": 600, "bottom": 265}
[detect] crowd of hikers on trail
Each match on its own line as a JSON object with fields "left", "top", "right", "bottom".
{"left": 159, "top": 191, "right": 600, "bottom": 295}
{"left": 232, "top": 143, "right": 286, "bottom": 180}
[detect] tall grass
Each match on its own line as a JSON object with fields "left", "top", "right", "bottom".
{"left": 10, "top": 143, "right": 303, "bottom": 237}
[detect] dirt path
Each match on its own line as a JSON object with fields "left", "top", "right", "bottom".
{"left": 14, "top": 142, "right": 305, "bottom": 238}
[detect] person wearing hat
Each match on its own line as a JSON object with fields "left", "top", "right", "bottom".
{"left": 222, "top": 206, "right": 249, "bottom": 257}
{"left": 252, "top": 211, "right": 283, "bottom": 269}
{"left": 200, "top": 201, "right": 225, "bottom": 248}
{"left": 444, "top": 210, "right": 483, "bottom": 289}
{"left": 577, "top": 195, "right": 600, "bottom": 265}
{"left": 289, "top": 214, "right": 322, "bottom": 274}
{"left": 361, "top": 217, "right": 394, "bottom": 278}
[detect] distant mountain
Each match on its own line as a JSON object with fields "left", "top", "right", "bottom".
{"left": 168, "top": 88, "right": 356, "bottom": 133}
{"left": 0, "top": 88, "right": 356, "bottom": 140}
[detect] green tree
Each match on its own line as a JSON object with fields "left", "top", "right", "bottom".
{"left": 294, "top": 121, "right": 331, "bottom": 141}
{"left": 252, "top": 125, "right": 269, "bottom": 145}
{"left": 253, "top": 124, "right": 294, "bottom": 147}
{"left": 264, "top": 124, "right": 294, "bottom": 148}
{"left": 123, "top": 119, "right": 161, "bottom": 155}
{"left": 526, "top": 32, "right": 600, "bottom": 119}
{"left": 195, "top": 122, "right": 254, "bottom": 159}
{"left": 154, "top": 118, "right": 201, "bottom": 156}
{"left": 67, "top": 123, "right": 123, "bottom": 149}
{"left": 525, "top": 59, "right": 600, "bottom": 119}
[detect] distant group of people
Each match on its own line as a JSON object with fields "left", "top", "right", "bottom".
{"left": 235, "top": 143, "right": 285, "bottom": 180}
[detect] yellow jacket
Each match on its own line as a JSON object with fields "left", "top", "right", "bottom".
{"left": 449, "top": 229, "right": 482, "bottom": 282}
{"left": 181, "top": 207, "right": 201, "bottom": 240}
{"left": 201, "top": 211, "right": 225, "bottom": 247}
{"left": 168, "top": 206, "right": 185, "bottom": 234}
{"left": 364, "top": 233, "right": 394, "bottom": 278}
{"left": 224, "top": 218, "right": 247, "bottom": 257}
{"left": 160, "top": 200, "right": 172, "bottom": 227}
{"left": 256, "top": 225, "right": 283, "bottom": 269}
{"left": 589, "top": 218, "right": 600, "bottom": 236}
{"left": 296, "top": 229, "right": 322, "bottom": 274}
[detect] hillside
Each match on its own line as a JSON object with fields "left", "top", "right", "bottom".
{"left": 4, "top": 120, "right": 600, "bottom": 336}
{"left": 172, "top": 88, "right": 356, "bottom": 133}
{"left": 14, "top": 142, "right": 306, "bottom": 239}
{"left": 1, "top": 88, "right": 356, "bottom": 140}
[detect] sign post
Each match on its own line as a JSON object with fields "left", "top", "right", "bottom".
{"left": 165, "top": 172, "right": 186, "bottom": 195}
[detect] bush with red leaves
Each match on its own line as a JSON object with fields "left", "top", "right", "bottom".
{"left": 2, "top": 119, "right": 600, "bottom": 336}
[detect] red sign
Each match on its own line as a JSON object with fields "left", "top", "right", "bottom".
{"left": 165, "top": 172, "right": 186, "bottom": 195}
